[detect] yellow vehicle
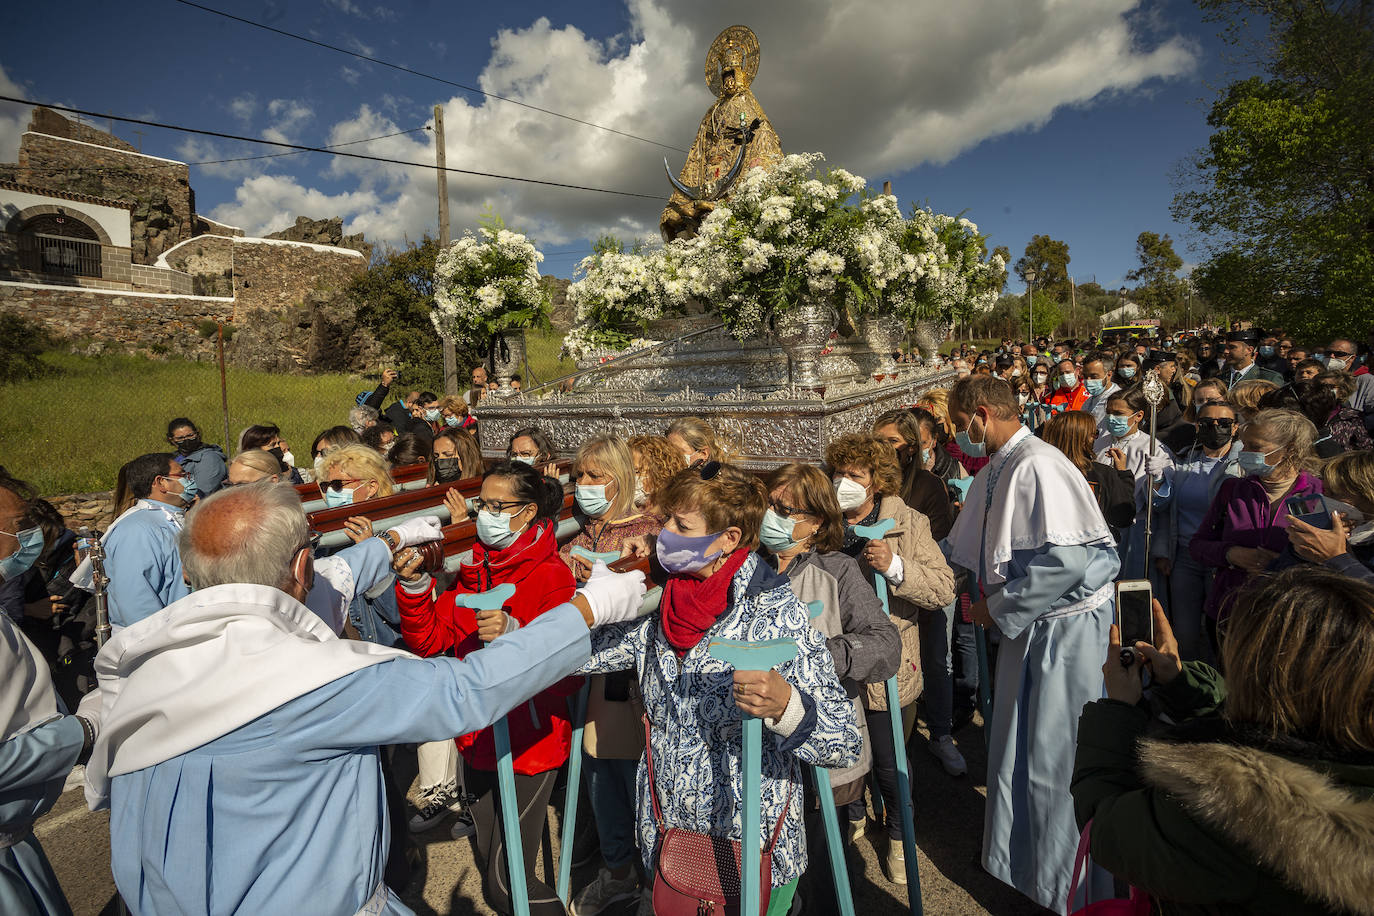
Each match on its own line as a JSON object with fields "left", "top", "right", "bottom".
{"left": 1101, "top": 323, "right": 1160, "bottom": 340}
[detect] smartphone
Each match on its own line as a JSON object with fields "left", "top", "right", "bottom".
{"left": 1286, "top": 494, "right": 1333, "bottom": 530}
{"left": 1114, "top": 579, "right": 1153, "bottom": 667}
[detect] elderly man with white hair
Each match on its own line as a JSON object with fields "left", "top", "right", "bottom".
{"left": 86, "top": 481, "right": 646, "bottom": 916}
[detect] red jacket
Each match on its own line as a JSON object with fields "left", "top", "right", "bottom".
{"left": 396, "top": 519, "right": 579, "bottom": 774}
{"left": 1047, "top": 383, "right": 1090, "bottom": 412}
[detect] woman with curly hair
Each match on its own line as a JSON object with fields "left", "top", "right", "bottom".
{"left": 628, "top": 434, "right": 681, "bottom": 518}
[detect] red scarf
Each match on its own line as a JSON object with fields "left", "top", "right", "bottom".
{"left": 659, "top": 549, "right": 750, "bottom": 655}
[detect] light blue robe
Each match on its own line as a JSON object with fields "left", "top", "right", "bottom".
{"left": 1, "top": 716, "right": 84, "bottom": 916}
{"left": 108, "top": 602, "right": 591, "bottom": 916}
{"left": 105, "top": 502, "right": 189, "bottom": 629}
{"left": 980, "top": 542, "right": 1119, "bottom": 911}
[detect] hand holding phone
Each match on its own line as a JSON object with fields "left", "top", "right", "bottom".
{"left": 1114, "top": 579, "right": 1154, "bottom": 668}
{"left": 1287, "top": 494, "right": 1333, "bottom": 530}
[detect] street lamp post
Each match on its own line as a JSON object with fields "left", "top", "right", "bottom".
{"left": 1025, "top": 268, "right": 1037, "bottom": 341}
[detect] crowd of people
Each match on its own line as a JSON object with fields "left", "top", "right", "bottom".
{"left": 2, "top": 320, "right": 1373, "bottom": 916}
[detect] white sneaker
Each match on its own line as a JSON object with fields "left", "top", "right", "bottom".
{"left": 928, "top": 734, "right": 968, "bottom": 776}
{"left": 408, "top": 783, "right": 458, "bottom": 833}
{"left": 846, "top": 817, "right": 866, "bottom": 846}
{"left": 883, "top": 841, "right": 908, "bottom": 885}
{"left": 570, "top": 866, "right": 640, "bottom": 916}
{"left": 63, "top": 764, "right": 86, "bottom": 794}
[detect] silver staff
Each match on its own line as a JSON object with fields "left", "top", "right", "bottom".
{"left": 81, "top": 526, "right": 111, "bottom": 648}
{"left": 1140, "top": 370, "right": 1168, "bottom": 579}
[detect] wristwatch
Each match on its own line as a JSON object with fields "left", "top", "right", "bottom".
{"left": 377, "top": 530, "right": 400, "bottom": 551}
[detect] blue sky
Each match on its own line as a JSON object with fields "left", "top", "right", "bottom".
{"left": 0, "top": 0, "right": 1237, "bottom": 290}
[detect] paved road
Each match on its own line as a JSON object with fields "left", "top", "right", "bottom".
{"left": 43, "top": 720, "right": 1049, "bottom": 916}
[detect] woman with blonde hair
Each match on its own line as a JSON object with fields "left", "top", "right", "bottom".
{"left": 628, "top": 434, "right": 681, "bottom": 518}
{"left": 665, "top": 416, "right": 732, "bottom": 468}
{"left": 1228, "top": 378, "right": 1279, "bottom": 424}
{"left": 1189, "top": 408, "right": 1322, "bottom": 656}
{"left": 1182, "top": 377, "right": 1229, "bottom": 423}
{"left": 225, "top": 449, "right": 282, "bottom": 486}
{"left": 825, "top": 432, "right": 956, "bottom": 880}
{"left": 1075, "top": 567, "right": 1374, "bottom": 914}
{"left": 438, "top": 395, "right": 476, "bottom": 432}
{"left": 919, "top": 388, "right": 986, "bottom": 475}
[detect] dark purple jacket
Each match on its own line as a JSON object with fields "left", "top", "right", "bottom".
{"left": 1188, "top": 471, "right": 1323, "bottom": 619}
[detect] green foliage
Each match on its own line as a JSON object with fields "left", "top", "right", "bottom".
{"left": 0, "top": 313, "right": 53, "bottom": 385}
{"left": 1014, "top": 235, "right": 1072, "bottom": 301}
{"left": 0, "top": 352, "right": 363, "bottom": 495}
{"left": 1077, "top": 281, "right": 1107, "bottom": 298}
{"left": 1174, "top": 0, "right": 1374, "bottom": 340}
{"left": 1125, "top": 231, "right": 1187, "bottom": 317}
{"left": 1018, "top": 290, "right": 1062, "bottom": 338}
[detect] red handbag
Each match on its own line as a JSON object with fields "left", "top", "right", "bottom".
{"left": 644, "top": 717, "right": 790, "bottom": 916}
{"left": 1066, "top": 819, "right": 1152, "bottom": 916}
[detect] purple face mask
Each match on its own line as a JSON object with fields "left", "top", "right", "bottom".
{"left": 655, "top": 527, "right": 723, "bottom": 574}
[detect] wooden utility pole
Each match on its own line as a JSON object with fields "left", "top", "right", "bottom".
{"left": 1069, "top": 276, "right": 1077, "bottom": 337}
{"left": 435, "top": 104, "right": 459, "bottom": 396}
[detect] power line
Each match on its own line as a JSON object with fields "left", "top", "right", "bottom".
{"left": 17, "top": 126, "right": 431, "bottom": 171}
{"left": 170, "top": 0, "right": 688, "bottom": 154}
{"left": 0, "top": 96, "right": 665, "bottom": 201}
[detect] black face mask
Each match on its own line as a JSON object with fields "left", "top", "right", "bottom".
{"left": 434, "top": 457, "right": 463, "bottom": 482}
{"left": 1196, "top": 425, "right": 1233, "bottom": 450}
{"left": 175, "top": 436, "right": 202, "bottom": 455}
{"left": 268, "top": 446, "right": 285, "bottom": 467}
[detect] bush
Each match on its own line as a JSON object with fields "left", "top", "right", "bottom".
{"left": 0, "top": 312, "right": 54, "bottom": 384}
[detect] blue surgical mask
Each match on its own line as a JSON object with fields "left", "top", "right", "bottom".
{"left": 164, "top": 474, "right": 197, "bottom": 505}
{"left": 1119, "top": 367, "right": 1137, "bottom": 380}
{"left": 922, "top": 448, "right": 933, "bottom": 467}
{"left": 323, "top": 486, "right": 355, "bottom": 509}
{"left": 425, "top": 408, "right": 441, "bottom": 422}
{"left": 655, "top": 527, "right": 724, "bottom": 575}
{"left": 1105, "top": 415, "right": 1134, "bottom": 439}
{"left": 759, "top": 509, "right": 804, "bottom": 554}
{"left": 476, "top": 508, "right": 525, "bottom": 549}
{"left": 444, "top": 415, "right": 461, "bottom": 428}
{"left": 1085, "top": 378, "right": 1105, "bottom": 396}
{"left": 0, "top": 527, "right": 43, "bottom": 581}
{"left": 575, "top": 483, "right": 612, "bottom": 518}
{"left": 955, "top": 418, "right": 987, "bottom": 458}
{"left": 1238, "top": 448, "right": 1278, "bottom": 477}
{"left": 512, "top": 456, "right": 537, "bottom": 467}
{"left": 1026, "top": 355, "right": 1038, "bottom": 367}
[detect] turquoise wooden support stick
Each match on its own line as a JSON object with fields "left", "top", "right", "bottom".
{"left": 570, "top": 546, "right": 621, "bottom": 570}
{"left": 707, "top": 638, "right": 799, "bottom": 916}
{"left": 850, "top": 516, "right": 924, "bottom": 916}
{"left": 453, "top": 583, "right": 529, "bottom": 916}
{"left": 556, "top": 680, "right": 590, "bottom": 903}
{"left": 805, "top": 599, "right": 856, "bottom": 915}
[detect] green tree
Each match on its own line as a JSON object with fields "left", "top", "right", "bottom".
{"left": 1076, "top": 280, "right": 1107, "bottom": 298}
{"left": 1018, "top": 290, "right": 1062, "bottom": 338}
{"left": 350, "top": 237, "right": 481, "bottom": 389}
{"left": 1014, "top": 235, "right": 1072, "bottom": 301}
{"left": 1126, "top": 231, "right": 1187, "bottom": 318}
{"left": 1173, "top": 0, "right": 1374, "bottom": 340}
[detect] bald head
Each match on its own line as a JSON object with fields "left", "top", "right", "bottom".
{"left": 179, "top": 481, "right": 309, "bottom": 593}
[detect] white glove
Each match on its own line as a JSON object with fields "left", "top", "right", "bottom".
{"left": 577, "top": 561, "right": 648, "bottom": 627}
{"left": 1144, "top": 454, "right": 1171, "bottom": 478}
{"left": 387, "top": 515, "right": 444, "bottom": 548}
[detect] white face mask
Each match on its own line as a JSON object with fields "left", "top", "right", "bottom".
{"left": 833, "top": 476, "right": 869, "bottom": 512}
{"left": 281, "top": 450, "right": 295, "bottom": 468}
{"left": 634, "top": 475, "right": 648, "bottom": 507}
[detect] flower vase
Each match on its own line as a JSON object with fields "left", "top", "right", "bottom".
{"left": 773, "top": 297, "right": 838, "bottom": 392}
{"left": 489, "top": 328, "right": 526, "bottom": 396}
{"left": 861, "top": 315, "right": 906, "bottom": 380}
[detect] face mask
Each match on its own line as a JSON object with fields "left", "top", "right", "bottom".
{"left": 634, "top": 476, "right": 648, "bottom": 507}
{"left": 1085, "top": 378, "right": 1105, "bottom": 396}
{"left": 575, "top": 483, "right": 612, "bottom": 518}
{"left": 1238, "top": 448, "right": 1279, "bottom": 477}
{"left": 164, "top": 474, "right": 198, "bottom": 504}
{"left": 1033, "top": 373, "right": 1048, "bottom": 385}
{"left": 1105, "top": 415, "right": 1134, "bottom": 439}
{"left": 268, "top": 446, "right": 285, "bottom": 464}
{"left": 0, "top": 527, "right": 43, "bottom": 581}
{"left": 759, "top": 508, "right": 803, "bottom": 554}
{"left": 1059, "top": 372, "right": 1078, "bottom": 389}
{"left": 955, "top": 417, "right": 987, "bottom": 458}
{"left": 1010, "top": 368, "right": 1022, "bottom": 378}
{"left": 832, "top": 477, "right": 869, "bottom": 512}
{"left": 1026, "top": 355, "right": 1038, "bottom": 366}
{"left": 1259, "top": 346, "right": 1275, "bottom": 357}
{"left": 1017, "top": 392, "right": 1029, "bottom": 407}
{"left": 681, "top": 452, "right": 696, "bottom": 468}
{"left": 444, "top": 415, "right": 461, "bottom": 428}
{"left": 323, "top": 486, "right": 355, "bottom": 509}
{"left": 1326, "top": 355, "right": 1349, "bottom": 371}
{"left": 656, "top": 527, "right": 725, "bottom": 574}
{"left": 281, "top": 450, "right": 295, "bottom": 468}
{"left": 434, "top": 457, "right": 463, "bottom": 483}
{"left": 174, "top": 436, "right": 201, "bottom": 455}
{"left": 477, "top": 508, "right": 525, "bottom": 549}
{"left": 512, "top": 456, "right": 537, "bottom": 466}
{"left": 1196, "top": 425, "right": 1232, "bottom": 450}
{"left": 922, "top": 448, "right": 933, "bottom": 467}
{"left": 424, "top": 408, "right": 441, "bottom": 422}
{"left": 1119, "top": 367, "right": 1137, "bottom": 380}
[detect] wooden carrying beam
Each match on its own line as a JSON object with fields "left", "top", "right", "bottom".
{"left": 293, "top": 462, "right": 429, "bottom": 500}
{"left": 308, "top": 476, "right": 485, "bottom": 533}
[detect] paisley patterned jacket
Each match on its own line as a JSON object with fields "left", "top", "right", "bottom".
{"left": 579, "top": 551, "right": 862, "bottom": 887}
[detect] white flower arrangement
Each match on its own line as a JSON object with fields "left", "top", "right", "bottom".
{"left": 562, "top": 246, "right": 688, "bottom": 359}
{"left": 431, "top": 227, "right": 550, "bottom": 353}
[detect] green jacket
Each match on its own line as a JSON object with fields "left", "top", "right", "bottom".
{"left": 1072, "top": 663, "right": 1374, "bottom": 915}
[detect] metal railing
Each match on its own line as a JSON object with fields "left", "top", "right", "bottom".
{"left": 17, "top": 233, "right": 102, "bottom": 278}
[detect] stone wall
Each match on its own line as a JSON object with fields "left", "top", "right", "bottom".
{"left": 0, "top": 282, "right": 234, "bottom": 360}
{"left": 29, "top": 108, "right": 138, "bottom": 153}
{"left": 265, "top": 216, "right": 372, "bottom": 261}
{"left": 13, "top": 126, "right": 194, "bottom": 265}
{"left": 159, "top": 235, "right": 234, "bottom": 297}
{"left": 231, "top": 237, "right": 368, "bottom": 315}
{"left": 47, "top": 491, "right": 117, "bottom": 533}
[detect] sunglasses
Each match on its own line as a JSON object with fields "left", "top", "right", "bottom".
{"left": 1326, "top": 350, "right": 1354, "bottom": 358}
{"left": 1197, "top": 418, "right": 1236, "bottom": 430}
{"left": 320, "top": 477, "right": 363, "bottom": 492}
{"left": 769, "top": 500, "right": 810, "bottom": 519}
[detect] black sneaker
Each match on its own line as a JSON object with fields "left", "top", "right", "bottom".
{"left": 449, "top": 806, "right": 476, "bottom": 839}
{"left": 408, "top": 784, "right": 458, "bottom": 833}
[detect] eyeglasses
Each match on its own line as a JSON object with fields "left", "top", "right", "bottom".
{"left": 1197, "top": 418, "right": 1236, "bottom": 430}
{"left": 472, "top": 498, "right": 530, "bottom": 513}
{"left": 1326, "top": 350, "right": 1354, "bottom": 358}
{"left": 320, "top": 477, "right": 363, "bottom": 492}
{"left": 769, "top": 500, "right": 810, "bottom": 519}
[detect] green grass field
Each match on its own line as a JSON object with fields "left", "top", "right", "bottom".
{"left": 0, "top": 330, "right": 576, "bottom": 498}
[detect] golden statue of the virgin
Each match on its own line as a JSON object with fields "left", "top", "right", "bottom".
{"left": 659, "top": 25, "right": 783, "bottom": 241}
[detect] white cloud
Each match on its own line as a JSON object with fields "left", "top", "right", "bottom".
{"left": 0, "top": 62, "right": 33, "bottom": 163}
{"left": 262, "top": 99, "right": 314, "bottom": 145}
{"left": 209, "top": 173, "right": 381, "bottom": 237}
{"left": 340, "top": 66, "right": 361, "bottom": 85}
{"left": 209, "top": 0, "right": 1199, "bottom": 270}
{"left": 325, "top": 0, "right": 366, "bottom": 17}
{"left": 228, "top": 94, "right": 257, "bottom": 123}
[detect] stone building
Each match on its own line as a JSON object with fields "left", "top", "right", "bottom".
{"left": 0, "top": 107, "right": 371, "bottom": 363}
